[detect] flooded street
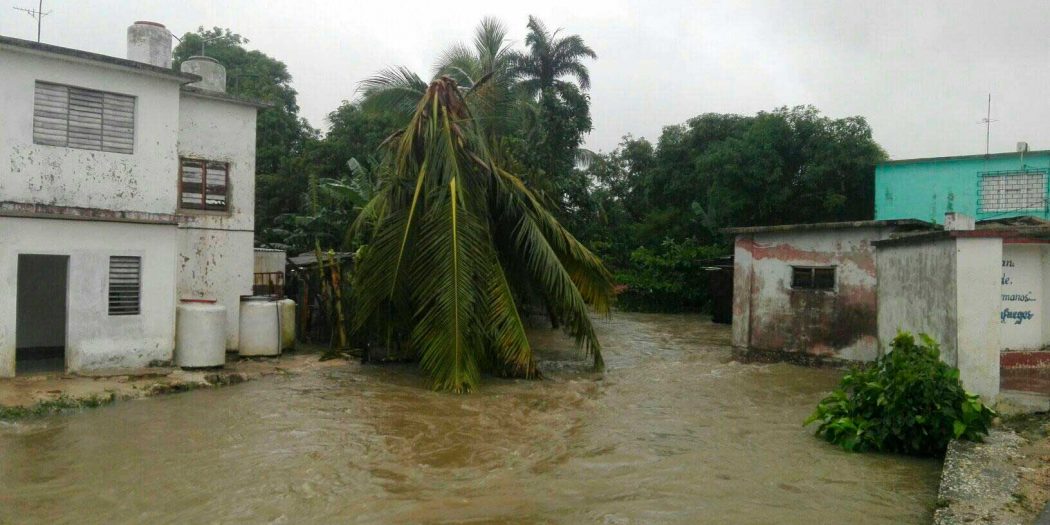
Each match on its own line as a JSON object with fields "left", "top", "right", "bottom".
{"left": 0, "top": 313, "right": 940, "bottom": 524}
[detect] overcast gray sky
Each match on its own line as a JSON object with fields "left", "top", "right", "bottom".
{"left": 3, "top": 1, "right": 1048, "bottom": 159}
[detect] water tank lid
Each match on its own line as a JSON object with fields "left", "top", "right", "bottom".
{"left": 185, "top": 55, "right": 221, "bottom": 64}
{"left": 241, "top": 295, "right": 276, "bottom": 302}
{"left": 134, "top": 21, "right": 166, "bottom": 28}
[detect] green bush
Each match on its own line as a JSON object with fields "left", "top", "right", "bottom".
{"left": 614, "top": 239, "right": 726, "bottom": 312}
{"left": 804, "top": 332, "right": 996, "bottom": 456}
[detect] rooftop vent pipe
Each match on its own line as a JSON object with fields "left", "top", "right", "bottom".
{"left": 180, "top": 56, "right": 227, "bottom": 93}
{"left": 127, "top": 21, "right": 172, "bottom": 68}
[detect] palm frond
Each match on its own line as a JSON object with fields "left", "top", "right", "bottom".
{"left": 357, "top": 66, "right": 428, "bottom": 123}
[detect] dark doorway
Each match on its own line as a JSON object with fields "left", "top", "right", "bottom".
{"left": 16, "top": 254, "right": 69, "bottom": 374}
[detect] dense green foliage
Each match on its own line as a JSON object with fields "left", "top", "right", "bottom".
{"left": 613, "top": 239, "right": 724, "bottom": 312}
{"left": 805, "top": 333, "right": 996, "bottom": 456}
{"left": 572, "top": 107, "right": 887, "bottom": 310}
{"left": 352, "top": 77, "right": 613, "bottom": 392}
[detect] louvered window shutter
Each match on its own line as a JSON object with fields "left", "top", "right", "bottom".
{"left": 34, "top": 81, "right": 135, "bottom": 154}
{"left": 108, "top": 256, "right": 142, "bottom": 316}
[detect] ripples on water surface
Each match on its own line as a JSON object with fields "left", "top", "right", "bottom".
{"left": 0, "top": 313, "right": 940, "bottom": 524}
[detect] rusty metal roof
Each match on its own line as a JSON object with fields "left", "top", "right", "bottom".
{"left": 721, "top": 219, "right": 935, "bottom": 235}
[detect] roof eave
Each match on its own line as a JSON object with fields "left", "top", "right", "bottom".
{"left": 0, "top": 35, "right": 198, "bottom": 83}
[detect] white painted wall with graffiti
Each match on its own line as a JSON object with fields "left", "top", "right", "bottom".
{"left": 999, "top": 245, "right": 1044, "bottom": 350}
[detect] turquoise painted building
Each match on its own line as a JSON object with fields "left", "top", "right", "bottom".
{"left": 875, "top": 150, "right": 1050, "bottom": 224}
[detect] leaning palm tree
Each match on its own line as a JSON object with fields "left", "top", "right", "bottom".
{"left": 352, "top": 76, "right": 614, "bottom": 393}
{"left": 512, "top": 15, "right": 597, "bottom": 99}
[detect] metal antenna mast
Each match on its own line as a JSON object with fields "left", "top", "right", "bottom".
{"left": 12, "top": 0, "right": 49, "bottom": 42}
{"left": 979, "top": 93, "right": 997, "bottom": 155}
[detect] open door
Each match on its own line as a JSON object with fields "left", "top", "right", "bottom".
{"left": 16, "top": 254, "right": 69, "bottom": 374}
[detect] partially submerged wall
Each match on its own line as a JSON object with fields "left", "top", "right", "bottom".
{"left": 876, "top": 238, "right": 958, "bottom": 364}
{"left": 876, "top": 234, "right": 1002, "bottom": 400}
{"left": 732, "top": 227, "right": 886, "bottom": 362}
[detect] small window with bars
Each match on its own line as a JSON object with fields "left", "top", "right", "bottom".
{"left": 109, "top": 256, "right": 141, "bottom": 316}
{"left": 179, "top": 159, "right": 229, "bottom": 211}
{"left": 791, "top": 266, "right": 835, "bottom": 291}
{"left": 978, "top": 170, "right": 1048, "bottom": 213}
{"left": 33, "top": 81, "right": 135, "bottom": 154}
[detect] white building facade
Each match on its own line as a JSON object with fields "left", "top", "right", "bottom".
{"left": 0, "top": 23, "right": 263, "bottom": 376}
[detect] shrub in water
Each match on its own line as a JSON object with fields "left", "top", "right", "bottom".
{"left": 804, "top": 332, "right": 995, "bottom": 456}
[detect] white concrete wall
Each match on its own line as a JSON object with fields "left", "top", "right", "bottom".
{"left": 0, "top": 217, "right": 177, "bottom": 377}
{"left": 955, "top": 238, "right": 1002, "bottom": 400}
{"left": 876, "top": 239, "right": 958, "bottom": 364}
{"left": 0, "top": 48, "right": 181, "bottom": 214}
{"left": 1000, "top": 244, "right": 1043, "bottom": 350}
{"left": 175, "top": 93, "right": 258, "bottom": 350}
{"left": 176, "top": 94, "right": 257, "bottom": 231}
{"left": 176, "top": 229, "right": 253, "bottom": 349}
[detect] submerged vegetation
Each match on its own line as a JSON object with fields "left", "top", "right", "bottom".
{"left": 805, "top": 332, "right": 996, "bottom": 456}
{"left": 0, "top": 393, "right": 115, "bottom": 421}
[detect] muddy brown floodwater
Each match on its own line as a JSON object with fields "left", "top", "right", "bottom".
{"left": 0, "top": 313, "right": 940, "bottom": 524}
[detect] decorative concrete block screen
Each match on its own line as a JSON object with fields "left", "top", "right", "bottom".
{"left": 978, "top": 170, "right": 1048, "bottom": 213}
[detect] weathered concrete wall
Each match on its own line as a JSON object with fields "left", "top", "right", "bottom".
{"left": 176, "top": 230, "right": 253, "bottom": 350}
{"left": 175, "top": 93, "right": 257, "bottom": 351}
{"left": 731, "top": 237, "right": 754, "bottom": 350}
{"left": 876, "top": 239, "right": 959, "bottom": 365}
{"left": 1000, "top": 244, "right": 1044, "bottom": 351}
{"left": 877, "top": 236, "right": 1002, "bottom": 400}
{"left": 732, "top": 227, "right": 887, "bottom": 361}
{"left": 176, "top": 94, "right": 256, "bottom": 232}
{"left": 0, "top": 217, "right": 177, "bottom": 377}
{"left": 0, "top": 48, "right": 182, "bottom": 215}
{"left": 956, "top": 237, "right": 1003, "bottom": 400}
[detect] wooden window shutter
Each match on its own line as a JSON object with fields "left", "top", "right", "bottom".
{"left": 179, "top": 158, "right": 229, "bottom": 211}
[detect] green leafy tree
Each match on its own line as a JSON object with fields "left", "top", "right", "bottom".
{"left": 352, "top": 77, "right": 614, "bottom": 392}
{"left": 509, "top": 16, "right": 597, "bottom": 211}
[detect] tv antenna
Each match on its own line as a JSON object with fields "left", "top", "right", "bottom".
{"left": 12, "top": 0, "right": 49, "bottom": 43}
{"left": 978, "top": 93, "right": 997, "bottom": 155}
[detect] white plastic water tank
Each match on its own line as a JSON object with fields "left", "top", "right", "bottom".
{"left": 239, "top": 297, "right": 281, "bottom": 356}
{"left": 175, "top": 301, "right": 227, "bottom": 368}
{"left": 278, "top": 298, "right": 296, "bottom": 350}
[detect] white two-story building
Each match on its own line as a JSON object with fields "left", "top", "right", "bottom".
{"left": 0, "top": 22, "right": 265, "bottom": 376}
